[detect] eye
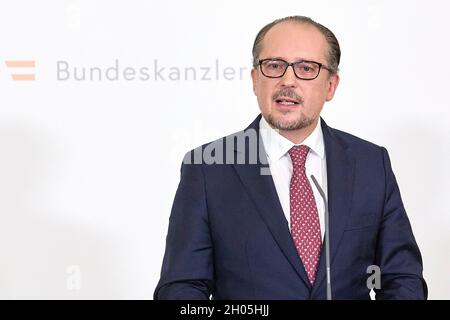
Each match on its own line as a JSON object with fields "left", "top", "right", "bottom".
{"left": 267, "top": 61, "right": 283, "bottom": 69}
{"left": 296, "top": 62, "right": 318, "bottom": 74}
{"left": 302, "top": 65, "right": 312, "bottom": 72}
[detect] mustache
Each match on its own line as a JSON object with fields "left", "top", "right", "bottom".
{"left": 272, "top": 88, "right": 304, "bottom": 103}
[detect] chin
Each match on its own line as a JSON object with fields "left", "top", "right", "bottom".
{"left": 267, "top": 112, "right": 314, "bottom": 131}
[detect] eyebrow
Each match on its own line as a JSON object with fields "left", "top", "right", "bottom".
{"left": 264, "top": 56, "right": 315, "bottom": 62}
{"left": 262, "top": 57, "right": 331, "bottom": 67}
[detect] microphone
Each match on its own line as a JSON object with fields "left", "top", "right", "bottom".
{"left": 310, "top": 174, "right": 332, "bottom": 300}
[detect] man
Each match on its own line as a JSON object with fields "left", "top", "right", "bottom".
{"left": 154, "top": 16, "right": 427, "bottom": 299}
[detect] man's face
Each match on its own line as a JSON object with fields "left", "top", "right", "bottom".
{"left": 251, "top": 22, "right": 340, "bottom": 132}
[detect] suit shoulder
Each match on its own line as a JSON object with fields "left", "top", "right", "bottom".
{"left": 181, "top": 127, "right": 253, "bottom": 165}
{"left": 328, "top": 126, "right": 385, "bottom": 154}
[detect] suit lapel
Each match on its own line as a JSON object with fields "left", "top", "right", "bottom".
{"left": 232, "top": 115, "right": 312, "bottom": 289}
{"left": 311, "top": 118, "right": 355, "bottom": 296}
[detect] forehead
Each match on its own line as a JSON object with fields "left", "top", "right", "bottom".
{"left": 260, "top": 22, "right": 328, "bottom": 63}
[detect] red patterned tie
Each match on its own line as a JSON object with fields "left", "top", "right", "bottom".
{"left": 289, "top": 145, "right": 322, "bottom": 285}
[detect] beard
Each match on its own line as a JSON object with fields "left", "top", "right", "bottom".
{"left": 266, "top": 87, "right": 315, "bottom": 131}
{"left": 266, "top": 112, "right": 315, "bottom": 131}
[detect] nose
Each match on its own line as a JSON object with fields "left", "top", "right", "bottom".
{"left": 280, "top": 64, "right": 298, "bottom": 87}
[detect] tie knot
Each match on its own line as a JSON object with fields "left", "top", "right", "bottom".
{"left": 288, "top": 145, "right": 310, "bottom": 169}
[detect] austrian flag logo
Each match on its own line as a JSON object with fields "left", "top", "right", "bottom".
{"left": 4, "top": 60, "right": 36, "bottom": 81}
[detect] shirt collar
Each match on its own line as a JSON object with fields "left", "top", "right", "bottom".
{"left": 259, "top": 115, "right": 325, "bottom": 162}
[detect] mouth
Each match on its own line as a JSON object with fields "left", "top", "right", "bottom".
{"left": 274, "top": 96, "right": 301, "bottom": 108}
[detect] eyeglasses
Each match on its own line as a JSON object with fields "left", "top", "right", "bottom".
{"left": 258, "top": 58, "right": 333, "bottom": 80}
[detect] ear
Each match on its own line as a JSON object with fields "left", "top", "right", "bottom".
{"left": 251, "top": 68, "right": 258, "bottom": 96}
{"left": 325, "top": 73, "right": 340, "bottom": 101}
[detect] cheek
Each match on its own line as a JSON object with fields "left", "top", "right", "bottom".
{"left": 257, "top": 82, "right": 274, "bottom": 103}
{"left": 304, "top": 84, "right": 328, "bottom": 107}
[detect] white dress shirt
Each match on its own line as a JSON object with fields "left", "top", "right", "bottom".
{"left": 259, "top": 116, "right": 328, "bottom": 240}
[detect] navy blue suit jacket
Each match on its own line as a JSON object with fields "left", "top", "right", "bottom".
{"left": 155, "top": 115, "right": 427, "bottom": 300}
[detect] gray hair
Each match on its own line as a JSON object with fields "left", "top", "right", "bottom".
{"left": 252, "top": 16, "right": 341, "bottom": 74}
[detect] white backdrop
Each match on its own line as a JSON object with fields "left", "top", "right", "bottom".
{"left": 1, "top": 0, "right": 449, "bottom": 299}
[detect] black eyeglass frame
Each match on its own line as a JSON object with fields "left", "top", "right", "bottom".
{"left": 258, "top": 58, "right": 333, "bottom": 80}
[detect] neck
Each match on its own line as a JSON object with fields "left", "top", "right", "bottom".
{"left": 277, "top": 119, "right": 318, "bottom": 145}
